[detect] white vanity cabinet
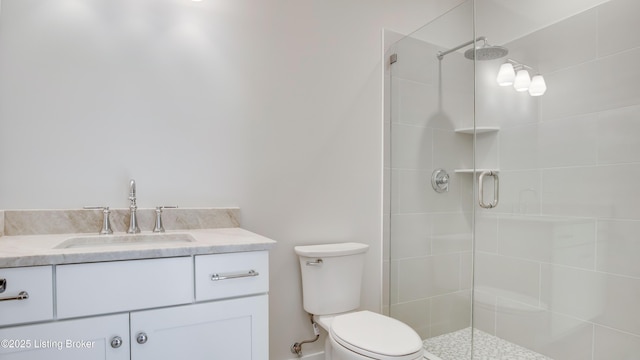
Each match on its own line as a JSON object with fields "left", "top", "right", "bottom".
{"left": 0, "top": 251, "right": 269, "bottom": 360}
{"left": 0, "top": 313, "right": 130, "bottom": 360}
{"left": 130, "top": 294, "right": 268, "bottom": 360}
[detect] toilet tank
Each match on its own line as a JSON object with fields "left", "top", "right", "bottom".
{"left": 294, "top": 242, "right": 369, "bottom": 315}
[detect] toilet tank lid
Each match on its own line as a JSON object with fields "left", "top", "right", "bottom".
{"left": 294, "top": 242, "right": 369, "bottom": 257}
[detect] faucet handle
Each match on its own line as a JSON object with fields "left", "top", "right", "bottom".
{"left": 83, "top": 206, "right": 113, "bottom": 235}
{"left": 153, "top": 206, "right": 178, "bottom": 233}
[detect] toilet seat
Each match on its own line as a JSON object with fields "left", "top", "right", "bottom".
{"left": 330, "top": 311, "right": 423, "bottom": 360}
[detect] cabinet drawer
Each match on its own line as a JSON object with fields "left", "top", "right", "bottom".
{"left": 56, "top": 257, "right": 193, "bottom": 319}
{"left": 195, "top": 251, "right": 268, "bottom": 301}
{"left": 0, "top": 266, "right": 53, "bottom": 326}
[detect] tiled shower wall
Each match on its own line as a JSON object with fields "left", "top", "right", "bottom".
{"left": 473, "top": 0, "right": 640, "bottom": 358}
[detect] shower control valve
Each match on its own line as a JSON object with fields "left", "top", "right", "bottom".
{"left": 431, "top": 168, "right": 450, "bottom": 193}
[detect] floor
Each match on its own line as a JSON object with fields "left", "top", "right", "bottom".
{"left": 423, "top": 327, "right": 553, "bottom": 360}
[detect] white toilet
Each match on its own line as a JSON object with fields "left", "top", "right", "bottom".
{"left": 295, "top": 242, "right": 424, "bottom": 360}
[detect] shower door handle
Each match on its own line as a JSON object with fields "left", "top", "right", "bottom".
{"left": 478, "top": 170, "right": 499, "bottom": 209}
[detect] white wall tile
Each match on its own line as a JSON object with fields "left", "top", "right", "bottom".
{"left": 597, "top": 105, "right": 640, "bottom": 165}
{"left": 500, "top": 115, "right": 598, "bottom": 170}
{"left": 475, "top": 213, "right": 498, "bottom": 253}
{"left": 499, "top": 124, "right": 538, "bottom": 170}
{"left": 431, "top": 212, "right": 471, "bottom": 254}
{"left": 504, "top": 8, "right": 597, "bottom": 74}
{"left": 597, "top": 220, "right": 640, "bottom": 278}
{"left": 390, "top": 213, "right": 432, "bottom": 260}
{"left": 430, "top": 291, "right": 471, "bottom": 337}
{"left": 498, "top": 216, "right": 596, "bottom": 269}
{"left": 472, "top": 289, "right": 497, "bottom": 335}
{"left": 433, "top": 129, "right": 472, "bottom": 170}
{"left": 391, "top": 124, "right": 433, "bottom": 170}
{"left": 538, "top": 114, "right": 598, "bottom": 168}
{"left": 391, "top": 77, "right": 438, "bottom": 126}
{"left": 475, "top": 132, "right": 500, "bottom": 170}
{"left": 460, "top": 252, "right": 472, "bottom": 290}
{"left": 594, "top": 325, "right": 640, "bottom": 360}
{"left": 391, "top": 169, "right": 461, "bottom": 214}
{"left": 597, "top": 0, "right": 640, "bottom": 57}
{"left": 390, "top": 299, "right": 431, "bottom": 340}
{"left": 495, "top": 298, "right": 593, "bottom": 360}
{"left": 396, "top": 254, "right": 461, "bottom": 302}
{"left": 493, "top": 170, "right": 542, "bottom": 215}
{"left": 541, "top": 264, "right": 640, "bottom": 336}
{"left": 541, "top": 164, "right": 640, "bottom": 219}
{"left": 475, "top": 253, "right": 540, "bottom": 307}
{"left": 540, "top": 48, "right": 640, "bottom": 120}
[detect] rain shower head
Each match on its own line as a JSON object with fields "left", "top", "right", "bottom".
{"left": 464, "top": 44, "right": 508, "bottom": 60}
{"left": 437, "top": 37, "right": 508, "bottom": 61}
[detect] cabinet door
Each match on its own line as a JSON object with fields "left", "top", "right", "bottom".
{"left": 0, "top": 313, "right": 129, "bottom": 360}
{"left": 131, "top": 294, "right": 268, "bottom": 360}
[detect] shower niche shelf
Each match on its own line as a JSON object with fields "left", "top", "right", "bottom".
{"left": 454, "top": 127, "right": 500, "bottom": 174}
{"left": 454, "top": 126, "right": 500, "bottom": 134}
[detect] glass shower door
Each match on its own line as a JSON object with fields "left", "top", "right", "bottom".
{"left": 385, "top": 1, "right": 476, "bottom": 358}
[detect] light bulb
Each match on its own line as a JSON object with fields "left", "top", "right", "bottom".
{"left": 496, "top": 63, "right": 516, "bottom": 86}
{"left": 513, "top": 69, "right": 531, "bottom": 92}
{"left": 528, "top": 75, "right": 547, "bottom": 96}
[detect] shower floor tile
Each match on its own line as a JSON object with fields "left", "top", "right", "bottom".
{"left": 423, "top": 327, "right": 553, "bottom": 360}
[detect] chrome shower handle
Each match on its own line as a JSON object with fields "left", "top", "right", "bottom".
{"left": 479, "top": 170, "right": 499, "bottom": 209}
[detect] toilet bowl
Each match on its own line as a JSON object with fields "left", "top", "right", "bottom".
{"left": 319, "top": 311, "right": 423, "bottom": 360}
{"left": 295, "top": 243, "right": 424, "bottom": 360}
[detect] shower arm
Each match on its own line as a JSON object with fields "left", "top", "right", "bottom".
{"left": 505, "top": 58, "right": 534, "bottom": 72}
{"left": 437, "top": 36, "right": 486, "bottom": 60}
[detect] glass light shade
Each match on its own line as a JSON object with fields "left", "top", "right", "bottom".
{"left": 513, "top": 69, "right": 531, "bottom": 92}
{"left": 496, "top": 63, "right": 516, "bottom": 86}
{"left": 528, "top": 75, "right": 547, "bottom": 96}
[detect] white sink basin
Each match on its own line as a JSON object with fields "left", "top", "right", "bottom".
{"left": 54, "top": 233, "right": 196, "bottom": 249}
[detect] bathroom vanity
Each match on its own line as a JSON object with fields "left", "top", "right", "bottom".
{"left": 0, "top": 225, "right": 275, "bottom": 360}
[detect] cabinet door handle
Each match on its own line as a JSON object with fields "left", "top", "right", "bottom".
{"left": 136, "top": 332, "right": 148, "bottom": 344}
{"left": 0, "top": 291, "right": 29, "bottom": 302}
{"left": 111, "top": 336, "right": 123, "bottom": 348}
{"left": 210, "top": 269, "right": 259, "bottom": 281}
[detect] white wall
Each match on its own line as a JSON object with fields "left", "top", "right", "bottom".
{"left": 0, "top": 1, "right": 462, "bottom": 359}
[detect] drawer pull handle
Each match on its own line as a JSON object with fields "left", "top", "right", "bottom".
{"left": 210, "top": 270, "right": 259, "bottom": 281}
{"left": 0, "top": 291, "right": 29, "bottom": 302}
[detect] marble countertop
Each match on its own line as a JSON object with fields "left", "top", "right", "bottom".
{"left": 0, "top": 228, "right": 276, "bottom": 268}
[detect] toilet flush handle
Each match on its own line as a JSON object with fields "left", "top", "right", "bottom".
{"left": 305, "top": 259, "right": 323, "bottom": 266}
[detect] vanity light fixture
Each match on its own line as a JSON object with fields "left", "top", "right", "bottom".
{"left": 496, "top": 59, "right": 546, "bottom": 96}
{"left": 513, "top": 69, "right": 531, "bottom": 92}
{"left": 496, "top": 62, "right": 516, "bottom": 86}
{"left": 528, "top": 75, "right": 547, "bottom": 96}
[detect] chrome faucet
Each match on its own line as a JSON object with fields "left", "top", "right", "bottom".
{"left": 127, "top": 179, "right": 140, "bottom": 234}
